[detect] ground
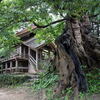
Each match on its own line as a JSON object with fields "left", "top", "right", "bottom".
{"left": 0, "top": 87, "right": 99, "bottom": 100}
{"left": 0, "top": 87, "right": 46, "bottom": 100}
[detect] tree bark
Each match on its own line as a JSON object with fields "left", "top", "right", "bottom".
{"left": 81, "top": 15, "right": 100, "bottom": 67}
{"left": 53, "top": 15, "right": 100, "bottom": 98}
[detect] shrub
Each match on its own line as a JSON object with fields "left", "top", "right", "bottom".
{"left": 0, "top": 74, "right": 30, "bottom": 87}
{"left": 86, "top": 67, "right": 100, "bottom": 94}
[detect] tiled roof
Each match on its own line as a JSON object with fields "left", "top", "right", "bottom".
{"left": 16, "top": 25, "right": 37, "bottom": 37}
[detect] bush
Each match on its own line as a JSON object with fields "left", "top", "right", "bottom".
{"left": 0, "top": 74, "right": 30, "bottom": 87}
{"left": 86, "top": 67, "right": 100, "bottom": 94}
{"left": 32, "top": 72, "right": 59, "bottom": 90}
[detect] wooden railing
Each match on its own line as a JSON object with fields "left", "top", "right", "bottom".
{"left": 1, "top": 66, "right": 28, "bottom": 73}
{"left": 30, "top": 55, "right": 36, "bottom": 63}
{"left": 17, "top": 54, "right": 29, "bottom": 59}
{"left": 29, "top": 55, "right": 36, "bottom": 66}
{"left": 0, "top": 54, "right": 29, "bottom": 62}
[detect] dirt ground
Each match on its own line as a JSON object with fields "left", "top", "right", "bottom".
{"left": 0, "top": 87, "right": 99, "bottom": 100}
{"left": 0, "top": 88, "right": 46, "bottom": 100}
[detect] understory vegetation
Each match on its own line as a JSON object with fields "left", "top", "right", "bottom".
{"left": 0, "top": 74, "right": 30, "bottom": 87}
{"left": 86, "top": 68, "right": 100, "bottom": 94}
{"left": 31, "top": 67, "right": 100, "bottom": 100}
{"left": 0, "top": 66, "right": 99, "bottom": 99}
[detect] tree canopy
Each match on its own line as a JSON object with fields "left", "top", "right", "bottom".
{"left": 0, "top": 0, "right": 100, "bottom": 56}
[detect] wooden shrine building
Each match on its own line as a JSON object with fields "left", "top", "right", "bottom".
{"left": 0, "top": 26, "right": 54, "bottom": 74}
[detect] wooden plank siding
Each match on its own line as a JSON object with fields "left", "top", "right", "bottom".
{"left": 0, "top": 25, "right": 54, "bottom": 74}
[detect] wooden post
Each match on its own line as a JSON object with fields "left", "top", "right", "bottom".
{"left": 10, "top": 61, "right": 12, "bottom": 73}
{"left": 28, "top": 47, "right": 30, "bottom": 57}
{"left": 5, "top": 62, "right": 7, "bottom": 73}
{"left": 40, "top": 50, "right": 42, "bottom": 61}
{"left": 28, "top": 47, "right": 30, "bottom": 70}
{"left": 16, "top": 60, "right": 18, "bottom": 72}
{"left": 23, "top": 46, "right": 25, "bottom": 57}
{"left": 20, "top": 45, "right": 22, "bottom": 56}
{"left": 36, "top": 49, "right": 39, "bottom": 71}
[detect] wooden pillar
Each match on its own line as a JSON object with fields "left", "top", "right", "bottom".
{"left": 20, "top": 45, "right": 22, "bottom": 55}
{"left": 5, "top": 62, "right": 7, "bottom": 73}
{"left": 16, "top": 59, "right": 18, "bottom": 72}
{"left": 28, "top": 47, "right": 30, "bottom": 57}
{"left": 10, "top": 61, "right": 12, "bottom": 73}
{"left": 36, "top": 49, "right": 39, "bottom": 71}
{"left": 28, "top": 47, "right": 30, "bottom": 69}
{"left": 39, "top": 50, "right": 42, "bottom": 61}
{"left": 24, "top": 46, "right": 26, "bottom": 56}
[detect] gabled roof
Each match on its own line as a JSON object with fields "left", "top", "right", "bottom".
{"left": 16, "top": 25, "right": 37, "bottom": 37}
{"left": 15, "top": 25, "right": 54, "bottom": 50}
{"left": 23, "top": 37, "right": 45, "bottom": 49}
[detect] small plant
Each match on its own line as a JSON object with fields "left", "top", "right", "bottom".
{"left": 32, "top": 72, "right": 59, "bottom": 91}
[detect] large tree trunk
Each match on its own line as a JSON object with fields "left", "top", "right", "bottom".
{"left": 81, "top": 15, "right": 100, "bottom": 68}
{"left": 53, "top": 15, "right": 100, "bottom": 98}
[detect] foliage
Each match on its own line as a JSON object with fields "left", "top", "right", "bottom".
{"left": 0, "top": 34, "right": 21, "bottom": 57}
{"left": 32, "top": 72, "right": 59, "bottom": 90}
{"left": 31, "top": 71, "right": 59, "bottom": 100}
{"left": 0, "top": 0, "right": 100, "bottom": 51}
{"left": 86, "top": 68, "right": 100, "bottom": 94}
{"left": 31, "top": 67, "right": 100, "bottom": 99}
{"left": 0, "top": 74, "right": 30, "bottom": 87}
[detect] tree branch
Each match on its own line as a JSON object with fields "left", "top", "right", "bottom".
{"left": 0, "top": 0, "right": 2, "bottom": 2}
{"left": 89, "top": 13, "right": 99, "bottom": 18}
{"left": 33, "top": 18, "right": 69, "bottom": 28}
